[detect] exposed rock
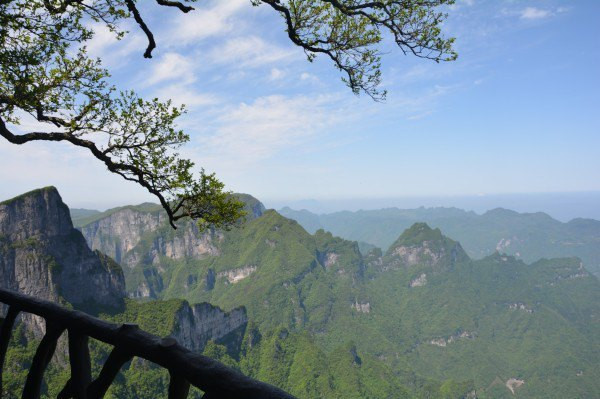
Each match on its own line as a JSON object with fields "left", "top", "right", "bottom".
{"left": 352, "top": 301, "right": 371, "bottom": 313}
{"left": 316, "top": 250, "right": 340, "bottom": 268}
{"left": 172, "top": 302, "right": 247, "bottom": 353}
{"left": 410, "top": 273, "right": 427, "bottom": 287}
{"left": 205, "top": 268, "right": 216, "bottom": 290}
{"left": 80, "top": 209, "right": 221, "bottom": 267}
{"left": 384, "top": 223, "right": 469, "bottom": 271}
{"left": 217, "top": 265, "right": 257, "bottom": 284}
{"left": 429, "top": 331, "right": 475, "bottom": 347}
{"left": 505, "top": 378, "right": 524, "bottom": 394}
{"left": 324, "top": 252, "right": 339, "bottom": 267}
{"left": 79, "top": 195, "right": 264, "bottom": 296}
{"left": 0, "top": 187, "right": 125, "bottom": 335}
{"left": 508, "top": 302, "right": 533, "bottom": 313}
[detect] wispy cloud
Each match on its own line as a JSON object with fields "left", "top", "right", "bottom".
{"left": 208, "top": 36, "right": 299, "bottom": 68}
{"left": 163, "top": 0, "right": 249, "bottom": 46}
{"left": 520, "top": 7, "right": 552, "bottom": 20}
{"left": 152, "top": 84, "right": 220, "bottom": 109}
{"left": 145, "top": 52, "right": 196, "bottom": 86}
{"left": 196, "top": 94, "right": 345, "bottom": 165}
{"left": 269, "top": 68, "right": 286, "bottom": 81}
{"left": 84, "top": 22, "right": 145, "bottom": 68}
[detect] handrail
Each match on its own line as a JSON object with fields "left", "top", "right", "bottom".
{"left": 0, "top": 288, "right": 296, "bottom": 399}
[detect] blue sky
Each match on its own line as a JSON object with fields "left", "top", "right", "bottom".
{"left": 1, "top": 0, "right": 599, "bottom": 210}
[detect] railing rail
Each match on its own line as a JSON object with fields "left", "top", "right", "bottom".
{"left": 0, "top": 288, "right": 296, "bottom": 399}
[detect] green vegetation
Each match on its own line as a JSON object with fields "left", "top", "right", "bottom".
{"left": 106, "top": 299, "right": 185, "bottom": 337}
{"left": 78, "top": 196, "right": 600, "bottom": 397}
{"left": 5, "top": 192, "right": 600, "bottom": 398}
{"left": 0, "top": 186, "right": 56, "bottom": 206}
{"left": 279, "top": 206, "right": 600, "bottom": 276}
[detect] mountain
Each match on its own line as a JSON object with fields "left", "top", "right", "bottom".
{"left": 74, "top": 196, "right": 600, "bottom": 398}
{"left": 78, "top": 194, "right": 265, "bottom": 298}
{"left": 69, "top": 208, "right": 101, "bottom": 226}
{"left": 279, "top": 206, "right": 600, "bottom": 276}
{"left": 3, "top": 188, "right": 456, "bottom": 399}
{"left": 0, "top": 188, "right": 269, "bottom": 398}
{"left": 0, "top": 187, "right": 126, "bottom": 324}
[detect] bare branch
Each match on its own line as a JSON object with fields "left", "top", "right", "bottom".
{"left": 125, "top": 0, "right": 156, "bottom": 58}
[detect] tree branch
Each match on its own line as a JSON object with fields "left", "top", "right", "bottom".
{"left": 125, "top": 0, "right": 156, "bottom": 59}
{"left": 0, "top": 116, "right": 179, "bottom": 228}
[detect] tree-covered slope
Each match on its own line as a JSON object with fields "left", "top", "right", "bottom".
{"left": 77, "top": 196, "right": 600, "bottom": 397}
{"left": 279, "top": 206, "right": 600, "bottom": 276}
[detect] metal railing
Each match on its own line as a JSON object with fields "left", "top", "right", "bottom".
{"left": 0, "top": 288, "right": 296, "bottom": 399}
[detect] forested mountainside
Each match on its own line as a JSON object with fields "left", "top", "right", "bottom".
{"left": 75, "top": 194, "right": 600, "bottom": 398}
{"left": 279, "top": 206, "right": 600, "bottom": 276}
{"left": 1, "top": 188, "right": 469, "bottom": 399}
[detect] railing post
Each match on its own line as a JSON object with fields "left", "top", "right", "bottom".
{"left": 22, "top": 322, "right": 65, "bottom": 399}
{"left": 86, "top": 346, "right": 133, "bottom": 399}
{"left": 0, "top": 289, "right": 298, "bottom": 399}
{"left": 168, "top": 370, "right": 190, "bottom": 399}
{"left": 68, "top": 330, "right": 92, "bottom": 399}
{"left": 0, "top": 306, "right": 20, "bottom": 397}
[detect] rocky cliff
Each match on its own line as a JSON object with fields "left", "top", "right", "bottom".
{"left": 78, "top": 194, "right": 265, "bottom": 297}
{"left": 0, "top": 187, "right": 126, "bottom": 309}
{"left": 0, "top": 187, "right": 249, "bottom": 352}
{"left": 382, "top": 222, "right": 469, "bottom": 271}
{"left": 173, "top": 302, "right": 247, "bottom": 353}
{"left": 0, "top": 187, "right": 126, "bottom": 334}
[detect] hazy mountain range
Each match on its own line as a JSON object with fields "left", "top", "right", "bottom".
{"left": 278, "top": 206, "right": 600, "bottom": 277}
{"left": 1, "top": 187, "right": 598, "bottom": 398}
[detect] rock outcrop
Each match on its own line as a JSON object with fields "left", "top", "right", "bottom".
{"left": 0, "top": 187, "right": 126, "bottom": 334}
{"left": 0, "top": 187, "right": 250, "bottom": 353}
{"left": 173, "top": 302, "right": 247, "bottom": 353}
{"left": 78, "top": 194, "right": 265, "bottom": 297}
{"left": 384, "top": 223, "right": 469, "bottom": 271}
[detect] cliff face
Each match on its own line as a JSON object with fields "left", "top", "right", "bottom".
{"left": 79, "top": 195, "right": 265, "bottom": 297}
{"left": 173, "top": 302, "right": 247, "bottom": 353}
{"left": 0, "top": 187, "right": 126, "bottom": 327}
{"left": 383, "top": 223, "right": 469, "bottom": 271}
{"left": 0, "top": 187, "right": 249, "bottom": 354}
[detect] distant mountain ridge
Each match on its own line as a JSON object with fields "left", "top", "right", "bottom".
{"left": 71, "top": 193, "right": 600, "bottom": 397}
{"left": 278, "top": 206, "right": 600, "bottom": 276}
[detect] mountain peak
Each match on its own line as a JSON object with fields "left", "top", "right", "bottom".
{"left": 393, "top": 222, "right": 444, "bottom": 246}
{"left": 0, "top": 187, "right": 126, "bottom": 322}
{"left": 0, "top": 185, "right": 72, "bottom": 238}
{"left": 385, "top": 223, "right": 469, "bottom": 270}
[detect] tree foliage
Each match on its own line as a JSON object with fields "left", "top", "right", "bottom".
{"left": 0, "top": 0, "right": 456, "bottom": 228}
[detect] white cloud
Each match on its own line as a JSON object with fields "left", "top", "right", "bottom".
{"left": 520, "top": 7, "right": 551, "bottom": 20}
{"left": 146, "top": 52, "right": 196, "bottom": 86}
{"left": 388, "top": 84, "right": 458, "bottom": 120}
{"left": 269, "top": 68, "right": 286, "bottom": 81}
{"left": 84, "top": 23, "right": 145, "bottom": 68}
{"left": 152, "top": 84, "right": 220, "bottom": 109}
{"left": 164, "top": 0, "right": 249, "bottom": 46}
{"left": 208, "top": 36, "right": 298, "bottom": 68}
{"left": 197, "top": 94, "right": 344, "bottom": 164}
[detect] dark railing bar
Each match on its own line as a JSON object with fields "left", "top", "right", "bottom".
{"left": 168, "top": 369, "right": 191, "bottom": 399}
{"left": 68, "top": 330, "right": 92, "bottom": 399}
{"left": 86, "top": 346, "right": 133, "bottom": 399}
{"left": 0, "top": 288, "right": 296, "bottom": 399}
{"left": 0, "top": 306, "right": 20, "bottom": 395}
{"left": 22, "top": 321, "right": 65, "bottom": 399}
{"left": 57, "top": 379, "right": 73, "bottom": 399}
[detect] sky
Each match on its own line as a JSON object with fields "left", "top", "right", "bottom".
{"left": 1, "top": 0, "right": 599, "bottom": 214}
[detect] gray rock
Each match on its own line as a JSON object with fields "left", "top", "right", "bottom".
{"left": 0, "top": 187, "right": 126, "bottom": 335}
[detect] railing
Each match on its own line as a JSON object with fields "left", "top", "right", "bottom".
{"left": 0, "top": 288, "right": 296, "bottom": 399}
